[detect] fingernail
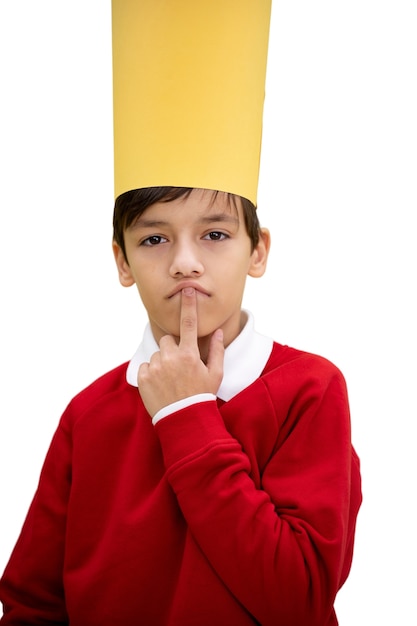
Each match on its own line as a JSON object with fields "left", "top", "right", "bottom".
{"left": 214, "top": 328, "right": 223, "bottom": 342}
{"left": 182, "top": 287, "right": 195, "bottom": 296}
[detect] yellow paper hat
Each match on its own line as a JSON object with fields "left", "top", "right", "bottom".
{"left": 112, "top": 0, "right": 271, "bottom": 205}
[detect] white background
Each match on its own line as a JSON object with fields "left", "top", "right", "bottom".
{"left": 0, "top": 1, "right": 416, "bottom": 623}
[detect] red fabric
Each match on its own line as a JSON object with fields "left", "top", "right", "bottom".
{"left": 0, "top": 343, "right": 361, "bottom": 625}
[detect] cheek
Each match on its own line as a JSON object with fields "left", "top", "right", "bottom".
{"left": 224, "top": 252, "right": 253, "bottom": 280}
{"left": 132, "top": 262, "right": 160, "bottom": 288}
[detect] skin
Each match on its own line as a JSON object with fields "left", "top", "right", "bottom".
{"left": 113, "top": 188, "right": 270, "bottom": 417}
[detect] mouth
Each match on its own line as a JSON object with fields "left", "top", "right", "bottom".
{"left": 167, "top": 282, "right": 210, "bottom": 299}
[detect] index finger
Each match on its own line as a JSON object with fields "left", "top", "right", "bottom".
{"left": 179, "top": 287, "right": 198, "bottom": 349}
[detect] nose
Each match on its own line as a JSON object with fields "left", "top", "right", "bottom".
{"left": 169, "top": 240, "right": 204, "bottom": 277}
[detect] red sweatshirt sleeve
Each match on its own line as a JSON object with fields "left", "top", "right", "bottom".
{"left": 154, "top": 355, "right": 362, "bottom": 626}
{"left": 0, "top": 424, "right": 71, "bottom": 625}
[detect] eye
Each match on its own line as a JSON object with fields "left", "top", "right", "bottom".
{"left": 203, "top": 231, "right": 228, "bottom": 241}
{"left": 141, "top": 235, "right": 167, "bottom": 246}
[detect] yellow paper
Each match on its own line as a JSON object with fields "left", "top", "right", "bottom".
{"left": 112, "top": 0, "right": 271, "bottom": 204}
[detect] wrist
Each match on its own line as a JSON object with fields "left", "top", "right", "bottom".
{"left": 152, "top": 393, "right": 217, "bottom": 424}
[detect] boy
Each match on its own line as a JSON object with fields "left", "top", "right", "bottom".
{"left": 0, "top": 2, "right": 362, "bottom": 624}
{"left": 0, "top": 185, "right": 362, "bottom": 625}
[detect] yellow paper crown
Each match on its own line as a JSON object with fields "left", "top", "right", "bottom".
{"left": 112, "top": 0, "right": 271, "bottom": 205}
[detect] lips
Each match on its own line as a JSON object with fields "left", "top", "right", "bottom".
{"left": 167, "top": 282, "right": 210, "bottom": 298}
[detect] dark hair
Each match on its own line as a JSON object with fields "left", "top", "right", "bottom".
{"left": 113, "top": 187, "right": 261, "bottom": 261}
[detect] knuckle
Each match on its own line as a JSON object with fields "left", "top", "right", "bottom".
{"left": 181, "top": 350, "right": 196, "bottom": 366}
{"left": 181, "top": 315, "right": 196, "bottom": 330}
{"left": 137, "top": 365, "right": 149, "bottom": 386}
{"left": 159, "top": 335, "right": 172, "bottom": 348}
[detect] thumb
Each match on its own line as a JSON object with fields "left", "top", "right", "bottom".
{"left": 207, "top": 329, "right": 225, "bottom": 388}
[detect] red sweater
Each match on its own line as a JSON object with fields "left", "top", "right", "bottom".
{"left": 0, "top": 342, "right": 361, "bottom": 625}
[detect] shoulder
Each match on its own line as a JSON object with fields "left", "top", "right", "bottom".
{"left": 255, "top": 343, "right": 352, "bottom": 440}
{"left": 59, "top": 362, "right": 138, "bottom": 429}
{"left": 266, "top": 341, "right": 345, "bottom": 376}
{"left": 263, "top": 341, "right": 348, "bottom": 395}
{"left": 73, "top": 361, "right": 130, "bottom": 399}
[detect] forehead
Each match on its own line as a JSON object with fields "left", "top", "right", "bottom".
{"left": 132, "top": 188, "right": 241, "bottom": 228}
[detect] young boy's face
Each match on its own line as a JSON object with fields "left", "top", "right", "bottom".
{"left": 113, "top": 188, "right": 270, "bottom": 354}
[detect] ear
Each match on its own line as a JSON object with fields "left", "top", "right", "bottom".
{"left": 112, "top": 241, "right": 135, "bottom": 287}
{"left": 248, "top": 228, "right": 270, "bottom": 278}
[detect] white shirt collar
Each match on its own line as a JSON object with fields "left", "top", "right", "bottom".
{"left": 126, "top": 311, "right": 274, "bottom": 402}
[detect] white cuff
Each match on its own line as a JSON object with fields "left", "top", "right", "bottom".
{"left": 152, "top": 393, "right": 217, "bottom": 425}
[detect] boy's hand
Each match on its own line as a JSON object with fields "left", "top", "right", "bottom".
{"left": 137, "top": 288, "right": 224, "bottom": 418}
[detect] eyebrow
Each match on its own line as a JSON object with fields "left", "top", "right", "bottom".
{"left": 198, "top": 213, "right": 239, "bottom": 225}
{"left": 131, "top": 213, "right": 239, "bottom": 229}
